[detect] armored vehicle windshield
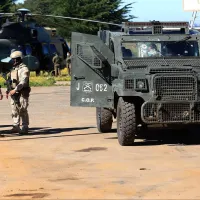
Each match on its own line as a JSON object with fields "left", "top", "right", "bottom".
{"left": 121, "top": 40, "right": 199, "bottom": 58}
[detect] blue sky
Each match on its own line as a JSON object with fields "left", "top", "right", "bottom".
{"left": 16, "top": 0, "right": 192, "bottom": 22}
{"left": 124, "top": 0, "right": 192, "bottom": 22}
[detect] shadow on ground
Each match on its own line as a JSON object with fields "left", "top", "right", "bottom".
{"left": 2, "top": 125, "right": 200, "bottom": 146}
{"left": 0, "top": 125, "right": 12, "bottom": 128}
{"left": 0, "top": 126, "right": 96, "bottom": 141}
{"left": 105, "top": 127, "right": 200, "bottom": 146}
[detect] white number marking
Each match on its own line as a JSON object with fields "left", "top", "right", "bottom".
{"left": 76, "top": 82, "right": 80, "bottom": 90}
{"left": 95, "top": 84, "right": 107, "bottom": 92}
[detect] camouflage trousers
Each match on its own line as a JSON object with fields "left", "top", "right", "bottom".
{"left": 67, "top": 62, "right": 71, "bottom": 76}
{"left": 54, "top": 64, "right": 61, "bottom": 76}
{"left": 10, "top": 96, "right": 29, "bottom": 127}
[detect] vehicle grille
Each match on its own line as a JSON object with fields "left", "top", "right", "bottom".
{"left": 153, "top": 75, "right": 197, "bottom": 101}
{"left": 124, "top": 58, "right": 200, "bottom": 68}
{"left": 124, "top": 79, "right": 134, "bottom": 89}
{"left": 149, "top": 68, "right": 193, "bottom": 73}
{"left": 142, "top": 102, "right": 200, "bottom": 123}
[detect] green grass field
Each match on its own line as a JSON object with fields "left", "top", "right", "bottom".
{"left": 0, "top": 68, "right": 71, "bottom": 88}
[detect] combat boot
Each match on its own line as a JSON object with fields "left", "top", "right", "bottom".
{"left": 9, "top": 125, "right": 21, "bottom": 133}
{"left": 20, "top": 126, "right": 29, "bottom": 135}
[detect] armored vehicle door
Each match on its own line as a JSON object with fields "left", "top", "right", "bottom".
{"left": 70, "top": 32, "right": 114, "bottom": 108}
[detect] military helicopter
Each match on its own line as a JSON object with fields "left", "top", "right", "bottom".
{"left": 0, "top": 8, "right": 71, "bottom": 75}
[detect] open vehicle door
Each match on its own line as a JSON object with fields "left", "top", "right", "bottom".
{"left": 70, "top": 32, "right": 114, "bottom": 108}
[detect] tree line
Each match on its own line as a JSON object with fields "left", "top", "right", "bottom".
{"left": 1, "top": 0, "right": 136, "bottom": 38}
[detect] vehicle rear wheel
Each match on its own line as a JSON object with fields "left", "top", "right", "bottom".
{"left": 96, "top": 107, "right": 113, "bottom": 133}
{"left": 117, "top": 97, "right": 137, "bottom": 146}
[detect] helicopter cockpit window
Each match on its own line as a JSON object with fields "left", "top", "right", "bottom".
{"left": 50, "top": 44, "right": 57, "bottom": 54}
{"left": 42, "top": 43, "right": 49, "bottom": 55}
{"left": 25, "top": 45, "right": 32, "bottom": 55}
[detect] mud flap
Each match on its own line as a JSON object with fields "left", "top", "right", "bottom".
{"left": 70, "top": 32, "right": 114, "bottom": 108}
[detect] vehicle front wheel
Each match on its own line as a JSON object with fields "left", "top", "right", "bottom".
{"left": 117, "top": 97, "right": 137, "bottom": 146}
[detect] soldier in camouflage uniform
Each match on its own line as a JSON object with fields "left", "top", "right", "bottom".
{"left": 66, "top": 52, "right": 71, "bottom": 76}
{"left": 52, "top": 53, "right": 62, "bottom": 76}
{"left": 8, "top": 50, "right": 31, "bottom": 134}
{"left": 0, "top": 86, "right": 3, "bottom": 100}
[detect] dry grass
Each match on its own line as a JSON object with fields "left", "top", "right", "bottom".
{"left": 30, "top": 68, "right": 70, "bottom": 77}
{"left": 30, "top": 76, "right": 56, "bottom": 86}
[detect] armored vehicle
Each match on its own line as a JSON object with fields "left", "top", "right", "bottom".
{"left": 70, "top": 21, "right": 200, "bottom": 146}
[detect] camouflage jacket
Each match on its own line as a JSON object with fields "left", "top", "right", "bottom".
{"left": 11, "top": 63, "right": 30, "bottom": 92}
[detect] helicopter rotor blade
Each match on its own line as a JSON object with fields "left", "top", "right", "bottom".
{"left": 0, "top": 13, "right": 14, "bottom": 15}
{"left": 31, "top": 15, "right": 70, "bottom": 29}
{"left": 0, "top": 13, "right": 15, "bottom": 17}
{"left": 29, "top": 14, "right": 122, "bottom": 27}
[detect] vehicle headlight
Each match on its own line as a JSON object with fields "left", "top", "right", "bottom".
{"left": 135, "top": 79, "right": 148, "bottom": 91}
{"left": 137, "top": 81, "right": 145, "bottom": 89}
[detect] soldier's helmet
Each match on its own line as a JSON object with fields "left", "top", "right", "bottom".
{"left": 10, "top": 50, "right": 23, "bottom": 59}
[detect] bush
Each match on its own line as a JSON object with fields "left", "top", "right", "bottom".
{"left": 0, "top": 77, "right": 6, "bottom": 88}
{"left": 60, "top": 68, "right": 69, "bottom": 76}
{"left": 54, "top": 76, "right": 71, "bottom": 81}
{"left": 30, "top": 71, "right": 37, "bottom": 77}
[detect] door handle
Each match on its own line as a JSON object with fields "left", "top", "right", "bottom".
{"left": 74, "top": 76, "right": 85, "bottom": 80}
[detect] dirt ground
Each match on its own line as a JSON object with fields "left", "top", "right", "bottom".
{"left": 0, "top": 86, "right": 200, "bottom": 199}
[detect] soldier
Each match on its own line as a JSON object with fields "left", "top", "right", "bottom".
{"left": 147, "top": 43, "right": 159, "bottom": 57}
{"left": 66, "top": 52, "right": 71, "bottom": 76}
{"left": 8, "top": 50, "right": 31, "bottom": 134}
{"left": 0, "top": 86, "right": 3, "bottom": 100}
{"left": 52, "top": 52, "right": 62, "bottom": 76}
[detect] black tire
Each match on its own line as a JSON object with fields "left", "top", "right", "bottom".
{"left": 117, "top": 97, "right": 137, "bottom": 146}
{"left": 96, "top": 107, "right": 113, "bottom": 133}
